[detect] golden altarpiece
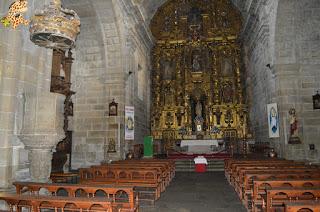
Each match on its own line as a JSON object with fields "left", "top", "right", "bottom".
{"left": 150, "top": 0, "right": 251, "bottom": 151}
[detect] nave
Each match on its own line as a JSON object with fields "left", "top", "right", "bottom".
{"left": 142, "top": 172, "right": 245, "bottom": 212}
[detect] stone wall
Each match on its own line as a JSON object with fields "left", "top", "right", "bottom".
{"left": 275, "top": 0, "right": 320, "bottom": 161}
{"left": 67, "top": 0, "right": 152, "bottom": 169}
{"left": 238, "top": 0, "right": 320, "bottom": 160}
{"left": 238, "top": 0, "right": 280, "bottom": 150}
{"left": 0, "top": 0, "right": 43, "bottom": 189}
{"left": 0, "top": 0, "right": 66, "bottom": 195}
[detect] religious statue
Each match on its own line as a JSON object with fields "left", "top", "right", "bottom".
{"left": 288, "top": 108, "right": 301, "bottom": 144}
{"left": 60, "top": 63, "right": 65, "bottom": 79}
{"left": 107, "top": 138, "right": 116, "bottom": 152}
{"left": 196, "top": 101, "right": 202, "bottom": 117}
{"left": 221, "top": 58, "right": 233, "bottom": 76}
{"left": 225, "top": 108, "right": 233, "bottom": 127}
{"left": 161, "top": 58, "right": 174, "bottom": 80}
{"left": 194, "top": 101, "right": 204, "bottom": 132}
{"left": 192, "top": 54, "right": 201, "bottom": 71}
{"left": 214, "top": 107, "right": 223, "bottom": 125}
{"left": 222, "top": 82, "right": 233, "bottom": 103}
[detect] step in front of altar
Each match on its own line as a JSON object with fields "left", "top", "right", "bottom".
{"left": 174, "top": 159, "right": 225, "bottom": 172}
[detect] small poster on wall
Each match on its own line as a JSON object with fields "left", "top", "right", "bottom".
{"left": 267, "top": 103, "right": 280, "bottom": 138}
{"left": 125, "top": 106, "right": 134, "bottom": 140}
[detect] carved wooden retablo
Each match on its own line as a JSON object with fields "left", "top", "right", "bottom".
{"left": 150, "top": 0, "right": 251, "bottom": 149}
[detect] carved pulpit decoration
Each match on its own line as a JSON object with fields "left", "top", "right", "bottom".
{"left": 50, "top": 49, "right": 73, "bottom": 95}
{"left": 51, "top": 49, "right": 75, "bottom": 173}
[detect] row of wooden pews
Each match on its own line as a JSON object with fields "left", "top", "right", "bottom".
{"left": 225, "top": 158, "right": 320, "bottom": 212}
{"left": 0, "top": 182, "right": 136, "bottom": 211}
{"left": 0, "top": 159, "right": 175, "bottom": 211}
{"left": 79, "top": 159, "right": 175, "bottom": 205}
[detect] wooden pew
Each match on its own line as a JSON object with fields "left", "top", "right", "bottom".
{"left": 232, "top": 164, "right": 313, "bottom": 187}
{"left": 99, "top": 163, "right": 168, "bottom": 191}
{"left": 285, "top": 202, "right": 320, "bottom": 212}
{"left": 0, "top": 194, "right": 116, "bottom": 212}
{"left": 239, "top": 170, "right": 320, "bottom": 205}
{"left": 79, "top": 166, "right": 162, "bottom": 203}
{"left": 225, "top": 159, "right": 295, "bottom": 183}
{"left": 225, "top": 158, "right": 320, "bottom": 212}
{"left": 13, "top": 181, "right": 137, "bottom": 211}
{"left": 252, "top": 179, "right": 320, "bottom": 211}
{"left": 237, "top": 168, "right": 320, "bottom": 195}
{"left": 111, "top": 159, "right": 175, "bottom": 182}
{"left": 264, "top": 187, "right": 320, "bottom": 212}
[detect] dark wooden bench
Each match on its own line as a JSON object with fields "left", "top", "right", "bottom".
{"left": 111, "top": 159, "right": 175, "bottom": 182}
{"left": 225, "top": 158, "right": 320, "bottom": 211}
{"left": 97, "top": 163, "right": 168, "bottom": 191}
{"left": 0, "top": 193, "right": 116, "bottom": 212}
{"left": 252, "top": 179, "right": 320, "bottom": 211}
{"left": 79, "top": 166, "right": 162, "bottom": 204}
{"left": 12, "top": 181, "right": 137, "bottom": 211}
{"left": 263, "top": 187, "right": 320, "bottom": 212}
{"left": 285, "top": 201, "right": 320, "bottom": 212}
{"left": 50, "top": 172, "right": 78, "bottom": 183}
{"left": 237, "top": 168, "right": 320, "bottom": 193}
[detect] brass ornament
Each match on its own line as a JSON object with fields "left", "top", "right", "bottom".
{"left": 150, "top": 0, "right": 250, "bottom": 149}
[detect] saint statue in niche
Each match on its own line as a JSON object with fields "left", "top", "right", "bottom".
{"left": 214, "top": 107, "right": 223, "bottom": 125}
{"left": 164, "top": 85, "right": 174, "bottom": 106}
{"left": 161, "top": 58, "right": 174, "bottom": 80}
{"left": 191, "top": 52, "right": 202, "bottom": 72}
{"left": 222, "top": 82, "right": 233, "bottom": 103}
{"left": 195, "top": 101, "right": 202, "bottom": 117}
{"left": 194, "top": 100, "right": 204, "bottom": 132}
{"left": 221, "top": 58, "right": 233, "bottom": 76}
{"left": 60, "top": 63, "right": 65, "bottom": 79}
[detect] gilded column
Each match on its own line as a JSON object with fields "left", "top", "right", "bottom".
{"left": 212, "top": 49, "right": 219, "bottom": 104}
{"left": 234, "top": 48, "right": 243, "bottom": 104}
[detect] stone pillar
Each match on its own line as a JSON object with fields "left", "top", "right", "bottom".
{"left": 19, "top": 92, "right": 65, "bottom": 182}
{"left": 20, "top": 135, "right": 60, "bottom": 182}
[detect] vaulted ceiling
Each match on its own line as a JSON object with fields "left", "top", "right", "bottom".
{"left": 134, "top": 0, "right": 252, "bottom": 23}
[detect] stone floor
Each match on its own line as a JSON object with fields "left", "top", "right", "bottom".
{"left": 141, "top": 172, "right": 246, "bottom": 212}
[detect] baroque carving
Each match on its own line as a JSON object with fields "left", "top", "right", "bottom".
{"left": 150, "top": 0, "right": 251, "bottom": 147}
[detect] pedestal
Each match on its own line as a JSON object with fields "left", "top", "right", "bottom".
{"left": 20, "top": 134, "right": 64, "bottom": 182}
{"left": 18, "top": 92, "right": 65, "bottom": 182}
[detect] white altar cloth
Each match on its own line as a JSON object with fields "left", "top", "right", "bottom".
{"left": 180, "top": 140, "right": 221, "bottom": 154}
{"left": 181, "top": 140, "right": 219, "bottom": 147}
{"left": 194, "top": 156, "right": 208, "bottom": 164}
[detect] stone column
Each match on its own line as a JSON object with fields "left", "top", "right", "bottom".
{"left": 19, "top": 92, "right": 65, "bottom": 182}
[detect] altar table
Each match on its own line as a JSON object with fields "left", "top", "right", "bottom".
{"left": 180, "top": 140, "right": 222, "bottom": 154}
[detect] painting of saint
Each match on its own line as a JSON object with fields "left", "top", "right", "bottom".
{"left": 221, "top": 58, "right": 233, "bottom": 76}
{"left": 267, "top": 103, "right": 280, "bottom": 138}
{"left": 161, "top": 58, "right": 174, "bottom": 80}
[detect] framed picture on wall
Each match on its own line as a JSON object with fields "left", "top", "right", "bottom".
{"left": 109, "top": 99, "right": 118, "bottom": 116}
{"left": 313, "top": 92, "right": 320, "bottom": 110}
{"left": 267, "top": 103, "right": 280, "bottom": 138}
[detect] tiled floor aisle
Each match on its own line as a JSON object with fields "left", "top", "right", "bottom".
{"left": 141, "top": 172, "right": 246, "bottom": 212}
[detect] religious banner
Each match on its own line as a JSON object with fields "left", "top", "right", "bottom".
{"left": 267, "top": 103, "right": 280, "bottom": 138}
{"left": 125, "top": 106, "right": 134, "bottom": 140}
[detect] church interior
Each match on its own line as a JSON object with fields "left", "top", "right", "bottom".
{"left": 0, "top": 0, "right": 320, "bottom": 211}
